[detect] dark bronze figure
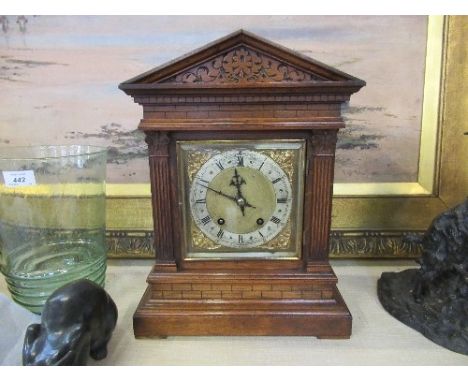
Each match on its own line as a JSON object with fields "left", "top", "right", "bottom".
{"left": 23, "top": 279, "right": 118, "bottom": 366}
{"left": 378, "top": 199, "right": 468, "bottom": 355}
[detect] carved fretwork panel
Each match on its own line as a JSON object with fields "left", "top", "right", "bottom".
{"left": 162, "top": 45, "right": 325, "bottom": 84}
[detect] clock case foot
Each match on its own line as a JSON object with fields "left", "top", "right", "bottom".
{"left": 133, "top": 265, "right": 351, "bottom": 338}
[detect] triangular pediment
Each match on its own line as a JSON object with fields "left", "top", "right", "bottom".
{"left": 120, "top": 30, "right": 365, "bottom": 89}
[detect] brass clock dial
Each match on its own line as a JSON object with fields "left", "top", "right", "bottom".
{"left": 179, "top": 140, "right": 305, "bottom": 259}
{"left": 189, "top": 150, "right": 292, "bottom": 248}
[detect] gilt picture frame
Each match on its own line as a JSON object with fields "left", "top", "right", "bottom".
{"left": 105, "top": 15, "right": 467, "bottom": 259}
{"left": 0, "top": 16, "right": 455, "bottom": 259}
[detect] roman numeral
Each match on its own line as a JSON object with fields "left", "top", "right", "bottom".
{"left": 272, "top": 177, "right": 282, "bottom": 184}
{"left": 258, "top": 231, "right": 265, "bottom": 241}
{"left": 277, "top": 198, "right": 288, "bottom": 204}
{"left": 201, "top": 216, "right": 211, "bottom": 225}
{"left": 217, "top": 229, "right": 224, "bottom": 238}
{"left": 270, "top": 216, "right": 281, "bottom": 224}
{"left": 215, "top": 161, "right": 224, "bottom": 170}
{"left": 238, "top": 235, "right": 244, "bottom": 244}
{"left": 195, "top": 198, "right": 206, "bottom": 204}
{"left": 237, "top": 155, "right": 244, "bottom": 167}
{"left": 196, "top": 177, "right": 209, "bottom": 184}
{"left": 258, "top": 159, "right": 266, "bottom": 170}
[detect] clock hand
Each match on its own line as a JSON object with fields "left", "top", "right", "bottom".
{"left": 239, "top": 201, "right": 246, "bottom": 217}
{"left": 234, "top": 190, "right": 258, "bottom": 218}
{"left": 236, "top": 198, "right": 257, "bottom": 217}
{"left": 197, "top": 182, "right": 256, "bottom": 215}
{"left": 244, "top": 200, "right": 256, "bottom": 209}
{"left": 230, "top": 168, "right": 249, "bottom": 215}
{"left": 197, "top": 183, "right": 238, "bottom": 203}
{"left": 230, "top": 168, "right": 246, "bottom": 198}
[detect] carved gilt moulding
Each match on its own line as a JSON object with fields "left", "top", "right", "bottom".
{"left": 106, "top": 230, "right": 425, "bottom": 259}
{"left": 105, "top": 16, "right": 467, "bottom": 259}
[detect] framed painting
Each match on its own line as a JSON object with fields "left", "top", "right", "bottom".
{"left": 0, "top": 15, "right": 466, "bottom": 258}
{"left": 329, "top": 15, "right": 467, "bottom": 257}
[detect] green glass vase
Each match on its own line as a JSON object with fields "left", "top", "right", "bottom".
{"left": 0, "top": 145, "right": 107, "bottom": 314}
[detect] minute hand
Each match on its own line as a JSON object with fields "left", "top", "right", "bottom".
{"left": 197, "top": 183, "right": 256, "bottom": 209}
{"left": 197, "top": 183, "right": 238, "bottom": 203}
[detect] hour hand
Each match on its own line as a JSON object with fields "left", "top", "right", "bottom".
{"left": 230, "top": 168, "right": 246, "bottom": 195}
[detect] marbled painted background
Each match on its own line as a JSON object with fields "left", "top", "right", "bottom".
{"left": 0, "top": 16, "right": 428, "bottom": 184}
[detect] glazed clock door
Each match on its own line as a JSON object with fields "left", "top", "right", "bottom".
{"left": 178, "top": 140, "right": 306, "bottom": 260}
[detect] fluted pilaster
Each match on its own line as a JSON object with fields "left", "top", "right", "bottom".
{"left": 305, "top": 130, "right": 338, "bottom": 262}
{"left": 145, "top": 132, "right": 175, "bottom": 263}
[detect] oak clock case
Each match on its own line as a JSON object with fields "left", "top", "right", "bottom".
{"left": 178, "top": 140, "right": 305, "bottom": 259}
{"left": 119, "top": 29, "right": 365, "bottom": 338}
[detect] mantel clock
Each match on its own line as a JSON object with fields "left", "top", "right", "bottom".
{"left": 120, "top": 30, "right": 365, "bottom": 337}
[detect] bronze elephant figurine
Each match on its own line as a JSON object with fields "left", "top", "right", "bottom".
{"left": 23, "top": 279, "right": 118, "bottom": 366}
